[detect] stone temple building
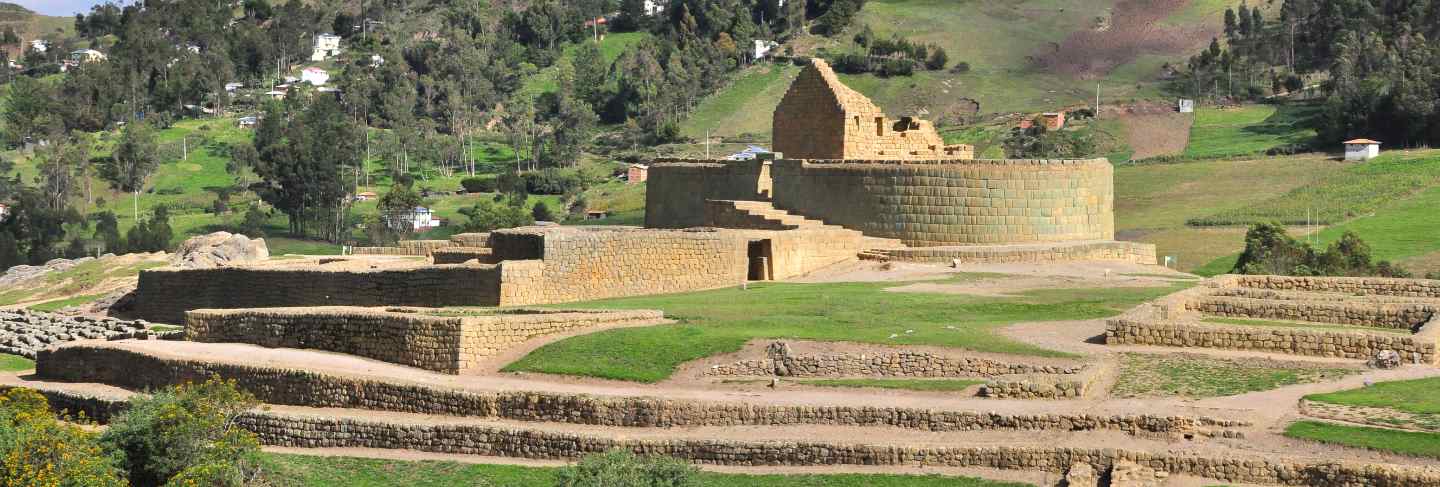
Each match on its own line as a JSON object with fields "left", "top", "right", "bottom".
{"left": 132, "top": 58, "right": 1153, "bottom": 323}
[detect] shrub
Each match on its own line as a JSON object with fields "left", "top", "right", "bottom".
{"left": 950, "top": 61, "right": 971, "bottom": 74}
{"left": 239, "top": 206, "right": 267, "bottom": 238}
{"left": 458, "top": 199, "right": 534, "bottom": 232}
{"left": 0, "top": 388, "right": 126, "bottom": 487}
{"left": 100, "top": 377, "right": 261, "bottom": 487}
{"left": 532, "top": 201, "right": 555, "bottom": 222}
{"left": 555, "top": 450, "right": 698, "bottom": 487}
{"left": 460, "top": 176, "right": 497, "bottom": 194}
{"left": 1231, "top": 223, "right": 1410, "bottom": 277}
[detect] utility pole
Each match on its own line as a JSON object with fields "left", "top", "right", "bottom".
{"left": 1095, "top": 83, "right": 1101, "bottom": 119}
{"left": 705, "top": 129, "right": 711, "bottom": 159}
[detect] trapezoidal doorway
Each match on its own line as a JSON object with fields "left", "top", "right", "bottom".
{"left": 747, "top": 239, "right": 773, "bottom": 281}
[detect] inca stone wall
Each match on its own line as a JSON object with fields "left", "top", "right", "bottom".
{"left": 1106, "top": 276, "right": 1440, "bottom": 363}
{"left": 351, "top": 239, "right": 455, "bottom": 256}
{"left": 494, "top": 227, "right": 750, "bottom": 306}
{"left": 705, "top": 347, "right": 1084, "bottom": 378}
{"left": 431, "top": 247, "right": 495, "bottom": 264}
{"left": 883, "top": 240, "right": 1155, "bottom": 265}
{"left": 34, "top": 344, "right": 1245, "bottom": 437}
{"left": 772, "top": 59, "right": 969, "bottom": 161}
{"left": 184, "top": 307, "right": 664, "bottom": 374}
{"left": 237, "top": 414, "right": 1440, "bottom": 487}
{"left": 132, "top": 264, "right": 503, "bottom": 324}
{"left": 769, "top": 158, "right": 1115, "bottom": 247}
{"left": 645, "top": 159, "right": 772, "bottom": 228}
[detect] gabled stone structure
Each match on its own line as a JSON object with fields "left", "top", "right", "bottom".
{"left": 773, "top": 59, "right": 972, "bottom": 160}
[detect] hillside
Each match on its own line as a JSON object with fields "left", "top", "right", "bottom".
{"left": 0, "top": 3, "right": 73, "bottom": 58}
{"left": 682, "top": 0, "right": 1247, "bottom": 141}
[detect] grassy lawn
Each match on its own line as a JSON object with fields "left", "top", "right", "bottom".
{"left": 1111, "top": 353, "right": 1357, "bottom": 398}
{"left": 503, "top": 280, "right": 1185, "bottom": 382}
{"left": 1181, "top": 104, "right": 1319, "bottom": 160}
{"left": 680, "top": 63, "right": 798, "bottom": 139}
{"left": 1112, "top": 154, "right": 1340, "bottom": 272}
{"left": 1202, "top": 317, "right": 1413, "bottom": 335}
{"left": 27, "top": 293, "right": 110, "bottom": 312}
{"left": 0, "top": 354, "right": 34, "bottom": 373}
{"left": 799, "top": 378, "right": 985, "bottom": 392}
{"left": 1306, "top": 377, "right": 1440, "bottom": 415}
{"left": 1285, "top": 421, "right": 1440, "bottom": 459}
{"left": 257, "top": 453, "right": 1029, "bottom": 487}
{"left": 1191, "top": 149, "right": 1440, "bottom": 226}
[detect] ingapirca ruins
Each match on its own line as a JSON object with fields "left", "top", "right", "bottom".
{"left": 5, "top": 58, "right": 1440, "bottom": 487}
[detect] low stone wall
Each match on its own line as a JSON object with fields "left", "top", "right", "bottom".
{"left": 979, "top": 361, "right": 1112, "bottom": 400}
{"left": 884, "top": 240, "right": 1156, "bottom": 265}
{"left": 352, "top": 240, "right": 455, "bottom": 256}
{"left": 1225, "top": 275, "right": 1440, "bottom": 298}
{"left": 34, "top": 344, "right": 1244, "bottom": 437}
{"left": 1105, "top": 317, "right": 1439, "bottom": 363}
{"left": 241, "top": 413, "right": 1438, "bottom": 487}
{"left": 132, "top": 264, "right": 504, "bottom": 324}
{"left": 431, "top": 247, "right": 496, "bottom": 265}
{"left": 705, "top": 347, "right": 1082, "bottom": 379}
{"left": 449, "top": 233, "right": 490, "bottom": 247}
{"left": 1190, "top": 296, "right": 1434, "bottom": 330}
{"left": 184, "top": 307, "right": 665, "bottom": 374}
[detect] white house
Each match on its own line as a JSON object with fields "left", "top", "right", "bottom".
{"left": 754, "top": 39, "right": 779, "bottom": 60}
{"left": 225, "top": 82, "right": 244, "bottom": 92}
{"left": 354, "top": 191, "right": 377, "bottom": 202}
{"left": 70, "top": 49, "right": 107, "bottom": 63}
{"left": 1344, "top": 138, "right": 1382, "bottom": 161}
{"left": 237, "top": 116, "right": 258, "bottom": 128}
{"left": 311, "top": 33, "right": 342, "bottom": 61}
{"left": 263, "top": 90, "right": 286, "bottom": 100}
{"left": 28, "top": 39, "right": 46, "bottom": 53}
{"left": 1177, "top": 99, "right": 1194, "bottom": 113}
{"left": 369, "top": 54, "right": 385, "bottom": 68}
{"left": 301, "top": 67, "right": 329, "bottom": 86}
{"left": 643, "top": 0, "right": 665, "bottom": 16}
{"left": 411, "top": 207, "right": 441, "bottom": 230}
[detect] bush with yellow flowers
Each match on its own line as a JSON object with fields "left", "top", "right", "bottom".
{"left": 101, "top": 377, "right": 261, "bottom": 487}
{"left": 0, "top": 388, "right": 126, "bottom": 487}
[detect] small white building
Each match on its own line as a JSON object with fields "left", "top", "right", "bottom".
{"left": 311, "top": 33, "right": 342, "bottom": 61}
{"left": 1344, "top": 138, "right": 1382, "bottom": 161}
{"left": 237, "top": 116, "right": 258, "bottom": 128}
{"left": 225, "top": 82, "right": 244, "bottom": 92}
{"left": 643, "top": 0, "right": 665, "bottom": 16}
{"left": 369, "top": 54, "right": 385, "bottom": 68}
{"left": 354, "top": 191, "right": 377, "bottom": 202}
{"left": 263, "top": 90, "right": 286, "bottom": 100}
{"left": 754, "top": 39, "right": 779, "bottom": 60}
{"left": 70, "top": 49, "right": 107, "bottom": 63}
{"left": 0, "top": 203, "right": 9, "bottom": 222}
{"left": 301, "top": 67, "right": 329, "bottom": 86}
{"left": 28, "top": 39, "right": 46, "bottom": 53}
{"left": 1177, "top": 99, "right": 1194, "bottom": 113}
{"left": 411, "top": 207, "right": 441, "bottom": 230}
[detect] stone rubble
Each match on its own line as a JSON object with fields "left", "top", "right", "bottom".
{"left": 0, "top": 309, "right": 160, "bottom": 359}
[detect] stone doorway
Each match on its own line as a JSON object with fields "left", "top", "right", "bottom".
{"left": 748, "top": 239, "right": 773, "bottom": 281}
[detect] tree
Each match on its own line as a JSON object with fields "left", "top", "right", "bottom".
{"left": 925, "top": 46, "right": 948, "bottom": 70}
{"left": 94, "top": 211, "right": 123, "bottom": 254}
{"left": 372, "top": 182, "right": 424, "bottom": 245}
{"left": 252, "top": 97, "right": 361, "bottom": 238}
{"left": 101, "top": 377, "right": 262, "bottom": 487}
{"left": 458, "top": 199, "right": 534, "bottom": 232}
{"left": 531, "top": 201, "right": 554, "bottom": 222}
{"left": 102, "top": 121, "right": 161, "bottom": 221}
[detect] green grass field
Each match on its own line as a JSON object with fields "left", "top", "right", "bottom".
{"left": 1112, "top": 353, "right": 1356, "bottom": 398}
{"left": 1285, "top": 421, "right": 1440, "bottom": 459}
{"left": 503, "top": 280, "right": 1184, "bottom": 382}
{"left": 1181, "top": 105, "right": 1319, "bottom": 159}
{"left": 0, "top": 354, "right": 34, "bottom": 373}
{"left": 1306, "top": 377, "right": 1440, "bottom": 415}
{"left": 257, "top": 453, "right": 1029, "bottom": 487}
{"left": 1191, "top": 150, "right": 1440, "bottom": 226}
{"left": 681, "top": 63, "right": 798, "bottom": 139}
{"left": 1112, "top": 154, "right": 1342, "bottom": 272}
{"left": 799, "top": 378, "right": 985, "bottom": 392}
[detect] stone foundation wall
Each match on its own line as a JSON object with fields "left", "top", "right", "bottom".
{"left": 1190, "top": 296, "right": 1434, "bottom": 330}
{"left": 241, "top": 413, "right": 1437, "bottom": 487}
{"left": 884, "top": 241, "right": 1155, "bottom": 265}
{"left": 34, "top": 344, "right": 1243, "bottom": 436}
{"left": 979, "top": 361, "right": 1112, "bottom": 400}
{"left": 769, "top": 159, "right": 1115, "bottom": 247}
{"left": 1105, "top": 317, "right": 1439, "bottom": 363}
{"left": 1226, "top": 275, "right": 1440, "bottom": 298}
{"left": 184, "top": 307, "right": 665, "bottom": 374}
{"left": 352, "top": 240, "right": 455, "bottom": 256}
{"left": 705, "top": 350, "right": 1083, "bottom": 378}
{"left": 132, "top": 264, "right": 503, "bottom": 324}
{"left": 431, "top": 247, "right": 495, "bottom": 264}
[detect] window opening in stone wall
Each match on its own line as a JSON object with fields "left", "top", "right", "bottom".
{"left": 747, "top": 239, "right": 774, "bottom": 281}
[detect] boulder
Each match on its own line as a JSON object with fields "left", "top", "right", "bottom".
{"left": 1370, "top": 349, "right": 1402, "bottom": 369}
{"left": 170, "top": 232, "right": 269, "bottom": 268}
{"left": 1109, "top": 460, "right": 1165, "bottom": 487}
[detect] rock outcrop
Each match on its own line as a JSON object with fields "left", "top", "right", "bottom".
{"left": 170, "top": 232, "right": 268, "bottom": 268}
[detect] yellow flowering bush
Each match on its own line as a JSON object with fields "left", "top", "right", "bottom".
{"left": 0, "top": 388, "right": 126, "bottom": 487}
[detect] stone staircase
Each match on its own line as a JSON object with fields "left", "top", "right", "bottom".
{"left": 705, "top": 200, "right": 907, "bottom": 260}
